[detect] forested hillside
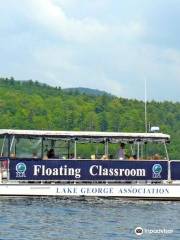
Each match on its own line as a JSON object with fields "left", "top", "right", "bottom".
{"left": 0, "top": 77, "right": 180, "bottom": 159}
{"left": 63, "top": 87, "right": 112, "bottom": 96}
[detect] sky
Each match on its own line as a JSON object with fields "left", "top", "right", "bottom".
{"left": 0, "top": 0, "right": 180, "bottom": 101}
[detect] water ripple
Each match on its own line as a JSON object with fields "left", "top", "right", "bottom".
{"left": 0, "top": 197, "right": 179, "bottom": 240}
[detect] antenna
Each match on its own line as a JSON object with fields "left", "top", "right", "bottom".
{"left": 144, "top": 78, "right": 147, "bottom": 133}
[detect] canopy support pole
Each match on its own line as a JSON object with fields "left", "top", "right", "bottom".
{"left": 141, "top": 143, "right": 144, "bottom": 159}
{"left": 104, "top": 139, "right": 109, "bottom": 156}
{"left": 67, "top": 141, "right": 70, "bottom": 159}
{"left": 130, "top": 144, "right": 134, "bottom": 156}
{"left": 164, "top": 141, "right": 171, "bottom": 181}
{"left": 74, "top": 140, "right": 77, "bottom": 159}
{"left": 10, "top": 136, "right": 15, "bottom": 154}
{"left": 7, "top": 135, "right": 11, "bottom": 158}
{"left": 41, "top": 137, "right": 44, "bottom": 159}
{"left": 137, "top": 142, "right": 140, "bottom": 160}
{"left": 164, "top": 141, "right": 169, "bottom": 160}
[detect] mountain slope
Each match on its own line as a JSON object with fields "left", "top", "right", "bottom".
{"left": 63, "top": 87, "right": 113, "bottom": 97}
{"left": 0, "top": 77, "right": 180, "bottom": 159}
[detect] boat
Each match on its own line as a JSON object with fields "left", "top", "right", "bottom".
{"left": 0, "top": 129, "right": 180, "bottom": 200}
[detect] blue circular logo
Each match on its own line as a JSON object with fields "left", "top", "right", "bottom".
{"left": 152, "top": 164, "right": 162, "bottom": 174}
{"left": 16, "top": 163, "right": 27, "bottom": 174}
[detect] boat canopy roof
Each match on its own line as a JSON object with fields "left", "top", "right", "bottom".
{"left": 0, "top": 129, "right": 170, "bottom": 143}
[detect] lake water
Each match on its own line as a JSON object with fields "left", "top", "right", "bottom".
{"left": 0, "top": 197, "right": 179, "bottom": 240}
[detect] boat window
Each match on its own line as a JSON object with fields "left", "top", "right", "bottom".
{"left": 144, "top": 142, "right": 168, "bottom": 160}
{"left": 15, "top": 137, "right": 42, "bottom": 158}
{"left": 0, "top": 136, "right": 9, "bottom": 157}
{"left": 76, "top": 142, "right": 102, "bottom": 159}
{"left": 42, "top": 139, "right": 71, "bottom": 159}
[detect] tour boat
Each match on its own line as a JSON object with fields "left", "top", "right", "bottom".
{"left": 0, "top": 129, "right": 180, "bottom": 200}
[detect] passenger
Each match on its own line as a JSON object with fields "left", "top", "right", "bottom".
{"left": 2, "top": 159, "right": 8, "bottom": 169}
{"left": 91, "top": 154, "right": 96, "bottom": 160}
{"left": 69, "top": 154, "right": 72, "bottom": 159}
{"left": 43, "top": 155, "right": 48, "bottom": 160}
{"left": 153, "top": 154, "right": 161, "bottom": 160}
{"left": 101, "top": 154, "right": 109, "bottom": 160}
{"left": 10, "top": 153, "right": 16, "bottom": 158}
{"left": 47, "top": 148, "right": 55, "bottom": 159}
{"left": 70, "top": 153, "right": 75, "bottom": 159}
{"left": 117, "top": 143, "right": 125, "bottom": 160}
{"left": 128, "top": 154, "right": 137, "bottom": 160}
{"left": 32, "top": 152, "right": 38, "bottom": 158}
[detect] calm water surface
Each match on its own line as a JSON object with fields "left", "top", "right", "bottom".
{"left": 0, "top": 197, "right": 179, "bottom": 240}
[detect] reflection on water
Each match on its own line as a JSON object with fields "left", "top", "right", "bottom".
{"left": 0, "top": 197, "right": 179, "bottom": 240}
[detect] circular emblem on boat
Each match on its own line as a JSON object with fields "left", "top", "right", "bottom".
{"left": 152, "top": 164, "right": 162, "bottom": 174}
{"left": 135, "top": 227, "right": 143, "bottom": 236}
{"left": 16, "top": 162, "right": 27, "bottom": 174}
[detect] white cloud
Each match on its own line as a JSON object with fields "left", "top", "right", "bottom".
{"left": 16, "top": 0, "right": 144, "bottom": 44}
{"left": 22, "top": 0, "right": 108, "bottom": 43}
{"left": 0, "top": 0, "right": 180, "bottom": 101}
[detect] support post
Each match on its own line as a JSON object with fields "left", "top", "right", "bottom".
{"left": 7, "top": 135, "right": 11, "bottom": 158}
{"left": 137, "top": 142, "right": 140, "bottom": 160}
{"left": 164, "top": 141, "right": 171, "bottom": 181}
{"left": 41, "top": 137, "right": 44, "bottom": 159}
{"left": 68, "top": 140, "right": 70, "bottom": 159}
{"left": 105, "top": 140, "right": 109, "bottom": 156}
{"left": 74, "top": 140, "right": 77, "bottom": 159}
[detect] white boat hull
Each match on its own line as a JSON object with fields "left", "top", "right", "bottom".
{"left": 0, "top": 183, "right": 180, "bottom": 200}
